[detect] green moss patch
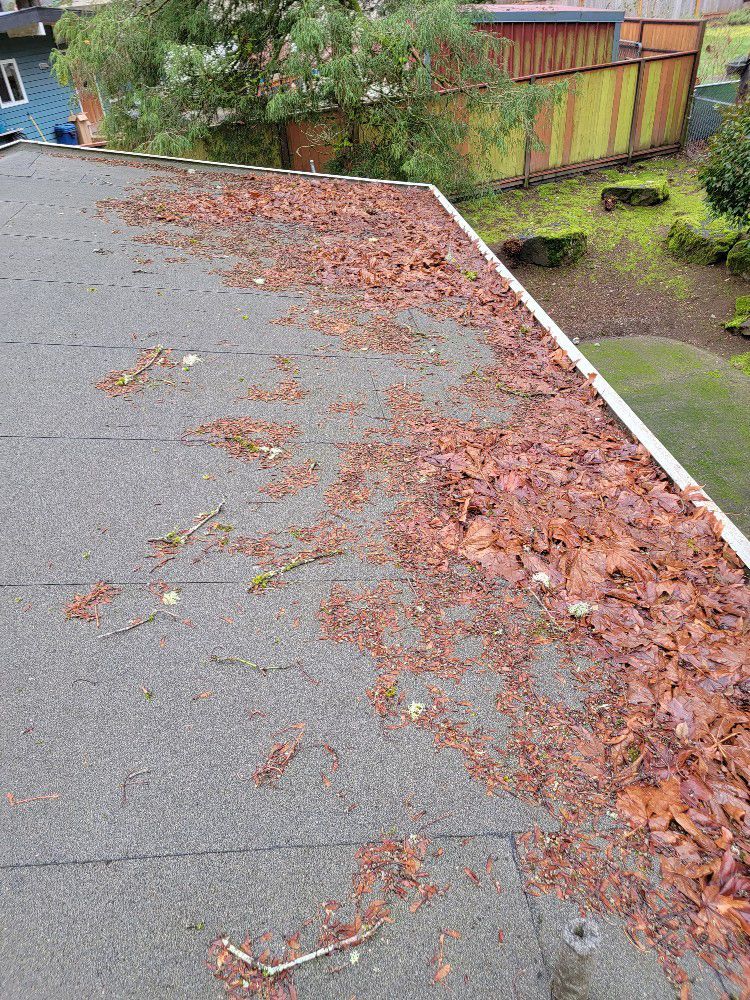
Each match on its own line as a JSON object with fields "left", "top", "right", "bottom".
{"left": 727, "top": 239, "right": 750, "bottom": 281}
{"left": 725, "top": 294, "right": 750, "bottom": 332}
{"left": 666, "top": 216, "right": 739, "bottom": 265}
{"left": 730, "top": 351, "right": 750, "bottom": 376}
{"left": 463, "top": 158, "right": 713, "bottom": 296}
{"left": 583, "top": 336, "right": 750, "bottom": 531}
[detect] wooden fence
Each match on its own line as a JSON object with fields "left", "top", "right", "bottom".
{"left": 283, "top": 18, "right": 705, "bottom": 188}
{"left": 476, "top": 19, "right": 616, "bottom": 77}
{"left": 620, "top": 16, "right": 704, "bottom": 55}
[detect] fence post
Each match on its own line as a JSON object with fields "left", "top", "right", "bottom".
{"left": 627, "top": 58, "right": 645, "bottom": 164}
{"left": 680, "top": 19, "right": 706, "bottom": 148}
{"left": 278, "top": 125, "right": 292, "bottom": 170}
{"left": 523, "top": 75, "right": 536, "bottom": 188}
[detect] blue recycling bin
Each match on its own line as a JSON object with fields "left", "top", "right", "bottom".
{"left": 54, "top": 123, "right": 79, "bottom": 145}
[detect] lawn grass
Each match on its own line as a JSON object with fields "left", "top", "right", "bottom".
{"left": 699, "top": 22, "right": 750, "bottom": 83}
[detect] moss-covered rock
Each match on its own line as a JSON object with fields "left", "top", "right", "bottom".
{"left": 666, "top": 216, "right": 740, "bottom": 264}
{"left": 502, "top": 228, "right": 587, "bottom": 267}
{"left": 600, "top": 180, "right": 669, "bottom": 206}
{"left": 725, "top": 294, "right": 750, "bottom": 335}
{"left": 727, "top": 239, "right": 750, "bottom": 281}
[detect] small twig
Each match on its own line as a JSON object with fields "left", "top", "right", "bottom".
{"left": 149, "top": 499, "right": 225, "bottom": 546}
{"left": 120, "top": 767, "right": 150, "bottom": 806}
{"left": 98, "top": 612, "right": 156, "bottom": 640}
{"left": 210, "top": 654, "right": 293, "bottom": 673}
{"left": 6, "top": 791, "right": 60, "bottom": 806}
{"left": 524, "top": 587, "right": 569, "bottom": 635}
{"left": 249, "top": 549, "right": 343, "bottom": 592}
{"left": 129, "top": 345, "right": 164, "bottom": 381}
{"left": 499, "top": 384, "right": 554, "bottom": 399}
{"left": 97, "top": 608, "right": 182, "bottom": 640}
{"left": 223, "top": 917, "right": 387, "bottom": 978}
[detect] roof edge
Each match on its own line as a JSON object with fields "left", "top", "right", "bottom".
{"left": 0, "top": 6, "right": 63, "bottom": 31}
{"left": 470, "top": 7, "right": 624, "bottom": 24}
{"left": 429, "top": 186, "right": 750, "bottom": 570}
{"left": 5, "top": 139, "right": 748, "bottom": 570}
{"left": 0, "top": 139, "right": 431, "bottom": 187}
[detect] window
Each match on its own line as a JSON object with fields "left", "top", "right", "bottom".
{"left": 0, "top": 60, "right": 28, "bottom": 108}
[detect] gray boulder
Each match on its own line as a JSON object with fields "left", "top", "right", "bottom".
{"left": 601, "top": 180, "right": 669, "bottom": 206}
{"left": 501, "top": 228, "right": 587, "bottom": 267}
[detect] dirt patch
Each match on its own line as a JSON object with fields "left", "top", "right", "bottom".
{"left": 506, "top": 255, "right": 749, "bottom": 361}
{"left": 463, "top": 156, "right": 750, "bottom": 362}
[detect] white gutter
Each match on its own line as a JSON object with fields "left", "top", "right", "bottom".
{"left": 6, "top": 139, "right": 749, "bottom": 568}
{"left": 429, "top": 184, "right": 750, "bottom": 568}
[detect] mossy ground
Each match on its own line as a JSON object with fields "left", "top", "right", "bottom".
{"left": 731, "top": 352, "right": 750, "bottom": 376}
{"left": 727, "top": 239, "right": 750, "bottom": 280}
{"left": 464, "top": 157, "right": 714, "bottom": 297}
{"left": 584, "top": 337, "right": 750, "bottom": 531}
{"left": 726, "top": 294, "right": 750, "bottom": 327}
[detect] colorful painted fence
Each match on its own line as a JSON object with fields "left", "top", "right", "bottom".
{"left": 283, "top": 17, "right": 704, "bottom": 188}
{"left": 476, "top": 19, "right": 616, "bottom": 77}
{"left": 620, "top": 16, "right": 704, "bottom": 55}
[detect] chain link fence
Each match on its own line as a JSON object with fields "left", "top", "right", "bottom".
{"left": 687, "top": 79, "right": 739, "bottom": 142}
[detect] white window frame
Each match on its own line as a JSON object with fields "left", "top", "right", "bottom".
{"left": 0, "top": 59, "right": 29, "bottom": 109}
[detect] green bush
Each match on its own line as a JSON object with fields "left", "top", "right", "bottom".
{"left": 700, "top": 99, "right": 750, "bottom": 230}
{"left": 725, "top": 7, "right": 750, "bottom": 24}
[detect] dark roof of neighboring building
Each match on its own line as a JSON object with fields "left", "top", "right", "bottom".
{"left": 0, "top": 5, "right": 63, "bottom": 32}
{"left": 469, "top": 3, "right": 625, "bottom": 22}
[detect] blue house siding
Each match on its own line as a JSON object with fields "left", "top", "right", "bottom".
{"left": 0, "top": 30, "right": 80, "bottom": 142}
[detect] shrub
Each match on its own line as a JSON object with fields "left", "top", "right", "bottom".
{"left": 699, "top": 99, "right": 750, "bottom": 230}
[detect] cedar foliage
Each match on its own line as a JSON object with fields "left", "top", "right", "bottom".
{"left": 700, "top": 98, "right": 750, "bottom": 230}
{"left": 52, "top": 0, "right": 559, "bottom": 191}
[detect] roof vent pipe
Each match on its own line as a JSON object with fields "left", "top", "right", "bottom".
{"left": 551, "top": 917, "right": 601, "bottom": 1000}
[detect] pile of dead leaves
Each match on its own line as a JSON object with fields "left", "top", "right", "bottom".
{"left": 240, "top": 379, "right": 309, "bottom": 404}
{"left": 63, "top": 580, "right": 121, "bottom": 626}
{"left": 183, "top": 418, "right": 300, "bottom": 463}
{"left": 252, "top": 723, "right": 305, "bottom": 788}
{"left": 427, "top": 376, "right": 750, "bottom": 926}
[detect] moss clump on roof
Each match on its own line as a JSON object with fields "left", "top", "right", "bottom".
{"left": 727, "top": 239, "right": 750, "bottom": 281}
{"left": 601, "top": 180, "right": 669, "bottom": 206}
{"left": 666, "top": 216, "right": 740, "bottom": 265}
{"left": 725, "top": 294, "right": 750, "bottom": 333}
{"left": 504, "top": 227, "right": 587, "bottom": 267}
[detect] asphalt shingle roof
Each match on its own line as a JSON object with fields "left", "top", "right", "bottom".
{"left": 0, "top": 142, "right": 744, "bottom": 1000}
